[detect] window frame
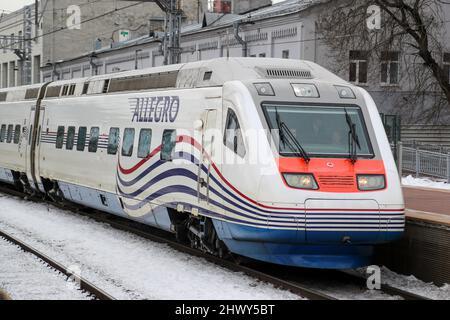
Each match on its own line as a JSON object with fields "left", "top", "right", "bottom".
{"left": 0, "top": 124, "right": 6, "bottom": 142}
{"left": 138, "top": 129, "right": 152, "bottom": 159}
{"left": 6, "top": 124, "right": 13, "bottom": 143}
{"left": 56, "top": 126, "right": 65, "bottom": 149}
{"left": 349, "top": 50, "right": 368, "bottom": 85}
{"left": 13, "top": 124, "right": 21, "bottom": 144}
{"left": 380, "top": 51, "right": 400, "bottom": 85}
{"left": 121, "top": 128, "right": 135, "bottom": 157}
{"left": 66, "top": 126, "right": 76, "bottom": 150}
{"left": 223, "top": 108, "right": 246, "bottom": 158}
{"left": 107, "top": 127, "right": 120, "bottom": 155}
{"left": 77, "top": 126, "right": 87, "bottom": 151}
{"left": 88, "top": 127, "right": 100, "bottom": 153}
{"left": 160, "top": 129, "right": 177, "bottom": 161}
{"left": 261, "top": 101, "right": 375, "bottom": 159}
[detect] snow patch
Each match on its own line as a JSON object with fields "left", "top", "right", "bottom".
{"left": 402, "top": 175, "right": 450, "bottom": 191}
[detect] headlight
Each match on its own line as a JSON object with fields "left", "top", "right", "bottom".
{"left": 357, "top": 175, "right": 386, "bottom": 191}
{"left": 254, "top": 83, "right": 275, "bottom": 96}
{"left": 291, "top": 83, "right": 319, "bottom": 98}
{"left": 283, "top": 173, "right": 319, "bottom": 190}
{"left": 335, "top": 85, "right": 356, "bottom": 99}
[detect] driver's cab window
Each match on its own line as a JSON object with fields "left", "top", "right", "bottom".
{"left": 224, "top": 109, "right": 246, "bottom": 158}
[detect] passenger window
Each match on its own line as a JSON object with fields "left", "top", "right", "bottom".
{"left": 224, "top": 109, "right": 246, "bottom": 158}
{"left": 13, "top": 125, "right": 21, "bottom": 144}
{"left": 89, "top": 127, "right": 100, "bottom": 153}
{"left": 6, "top": 125, "right": 13, "bottom": 143}
{"left": 138, "top": 129, "right": 152, "bottom": 158}
{"left": 66, "top": 126, "right": 75, "bottom": 150}
{"left": 122, "top": 128, "right": 135, "bottom": 157}
{"left": 107, "top": 127, "right": 120, "bottom": 155}
{"left": 77, "top": 127, "right": 87, "bottom": 151}
{"left": 0, "top": 125, "right": 6, "bottom": 142}
{"left": 56, "top": 126, "right": 65, "bottom": 149}
{"left": 161, "top": 130, "right": 177, "bottom": 161}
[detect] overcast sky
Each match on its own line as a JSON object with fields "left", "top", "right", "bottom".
{"left": 0, "top": 0, "right": 35, "bottom": 13}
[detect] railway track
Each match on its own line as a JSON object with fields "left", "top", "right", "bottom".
{"left": 0, "top": 228, "right": 114, "bottom": 300}
{"left": 0, "top": 184, "right": 431, "bottom": 300}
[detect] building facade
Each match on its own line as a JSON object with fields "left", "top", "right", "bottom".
{"left": 0, "top": 3, "right": 42, "bottom": 87}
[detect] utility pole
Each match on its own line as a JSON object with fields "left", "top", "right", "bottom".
{"left": 122, "top": 0, "right": 182, "bottom": 65}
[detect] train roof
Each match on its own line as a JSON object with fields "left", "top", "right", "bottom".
{"left": 0, "top": 58, "right": 348, "bottom": 102}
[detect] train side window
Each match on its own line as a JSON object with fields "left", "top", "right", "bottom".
{"left": 6, "top": 125, "right": 13, "bottom": 143}
{"left": 224, "top": 109, "right": 246, "bottom": 158}
{"left": 138, "top": 129, "right": 152, "bottom": 159}
{"left": 108, "top": 127, "right": 120, "bottom": 155}
{"left": 89, "top": 127, "right": 100, "bottom": 153}
{"left": 62, "top": 85, "right": 68, "bottom": 96}
{"left": 13, "top": 125, "right": 21, "bottom": 144}
{"left": 122, "top": 128, "right": 135, "bottom": 157}
{"left": 66, "top": 126, "right": 75, "bottom": 150}
{"left": 77, "top": 127, "right": 87, "bottom": 151}
{"left": 161, "top": 129, "right": 176, "bottom": 161}
{"left": 0, "top": 125, "right": 6, "bottom": 142}
{"left": 56, "top": 126, "right": 65, "bottom": 149}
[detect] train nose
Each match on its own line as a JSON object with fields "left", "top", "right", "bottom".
{"left": 304, "top": 199, "right": 403, "bottom": 244}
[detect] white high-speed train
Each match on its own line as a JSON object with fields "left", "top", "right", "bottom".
{"left": 0, "top": 58, "right": 405, "bottom": 269}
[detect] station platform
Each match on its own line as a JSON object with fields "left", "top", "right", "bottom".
{"left": 403, "top": 186, "right": 450, "bottom": 226}
{"left": 375, "top": 186, "right": 450, "bottom": 286}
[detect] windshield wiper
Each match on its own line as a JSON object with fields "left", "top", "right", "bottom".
{"left": 345, "top": 109, "right": 361, "bottom": 164}
{"left": 275, "top": 109, "right": 311, "bottom": 163}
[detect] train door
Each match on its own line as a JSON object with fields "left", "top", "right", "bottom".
{"left": 26, "top": 84, "right": 50, "bottom": 193}
{"left": 197, "top": 109, "right": 218, "bottom": 205}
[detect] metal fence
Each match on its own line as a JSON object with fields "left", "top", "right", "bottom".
{"left": 397, "top": 142, "right": 450, "bottom": 183}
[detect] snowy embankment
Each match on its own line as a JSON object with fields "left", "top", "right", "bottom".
{"left": 402, "top": 175, "right": 450, "bottom": 191}
{"left": 0, "top": 193, "right": 298, "bottom": 300}
{"left": 0, "top": 239, "right": 90, "bottom": 300}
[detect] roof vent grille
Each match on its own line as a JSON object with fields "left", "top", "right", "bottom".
{"left": 265, "top": 68, "right": 313, "bottom": 79}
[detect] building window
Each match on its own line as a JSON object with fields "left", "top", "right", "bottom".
{"left": 349, "top": 50, "right": 368, "bottom": 84}
{"left": 381, "top": 51, "right": 400, "bottom": 85}
{"left": 224, "top": 109, "right": 246, "bottom": 158}
{"left": 56, "top": 126, "right": 65, "bottom": 149}
{"left": 122, "top": 128, "right": 135, "bottom": 157}
{"left": 161, "top": 130, "right": 176, "bottom": 161}
{"left": 138, "top": 129, "right": 152, "bottom": 159}
{"left": 77, "top": 127, "right": 87, "bottom": 151}
{"left": 66, "top": 126, "right": 75, "bottom": 150}
{"left": 13, "top": 125, "right": 21, "bottom": 144}
{"left": 259, "top": 53, "right": 266, "bottom": 58}
{"left": 282, "top": 50, "right": 290, "bottom": 59}
{"left": 444, "top": 53, "right": 450, "bottom": 84}
{"left": 89, "top": 127, "right": 99, "bottom": 153}
{"left": 107, "top": 127, "right": 120, "bottom": 155}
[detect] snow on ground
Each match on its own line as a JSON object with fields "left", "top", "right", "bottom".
{"left": 402, "top": 175, "right": 450, "bottom": 191}
{"left": 0, "top": 194, "right": 299, "bottom": 300}
{"left": 0, "top": 238, "right": 90, "bottom": 300}
{"left": 379, "top": 267, "right": 450, "bottom": 300}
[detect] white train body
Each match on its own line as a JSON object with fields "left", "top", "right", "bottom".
{"left": 0, "top": 58, "right": 404, "bottom": 269}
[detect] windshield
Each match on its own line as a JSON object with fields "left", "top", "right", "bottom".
{"left": 264, "top": 104, "right": 374, "bottom": 158}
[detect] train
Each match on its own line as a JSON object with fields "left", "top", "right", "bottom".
{"left": 0, "top": 57, "right": 405, "bottom": 269}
